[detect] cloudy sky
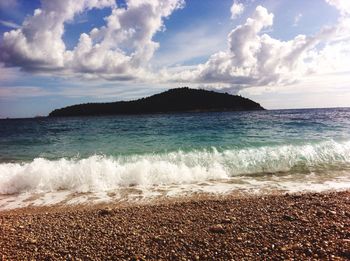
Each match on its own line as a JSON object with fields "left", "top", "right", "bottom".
{"left": 0, "top": 0, "right": 350, "bottom": 118}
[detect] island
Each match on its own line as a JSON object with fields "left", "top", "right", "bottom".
{"left": 49, "top": 87, "right": 265, "bottom": 117}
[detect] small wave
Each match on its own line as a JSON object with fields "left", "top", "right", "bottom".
{"left": 1, "top": 140, "right": 350, "bottom": 195}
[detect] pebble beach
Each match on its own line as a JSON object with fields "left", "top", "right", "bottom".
{"left": 1, "top": 191, "right": 349, "bottom": 260}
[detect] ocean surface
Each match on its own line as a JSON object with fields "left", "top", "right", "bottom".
{"left": 1, "top": 108, "right": 350, "bottom": 209}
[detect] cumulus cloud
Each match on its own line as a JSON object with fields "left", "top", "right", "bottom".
{"left": 230, "top": 1, "right": 244, "bottom": 19}
{"left": 0, "top": 0, "right": 349, "bottom": 92}
{"left": 0, "top": 0, "right": 117, "bottom": 71}
{"left": 326, "top": 0, "right": 350, "bottom": 15}
{"left": 165, "top": 3, "right": 350, "bottom": 89}
{"left": 69, "top": 0, "right": 184, "bottom": 80}
{"left": 0, "top": 0, "right": 184, "bottom": 79}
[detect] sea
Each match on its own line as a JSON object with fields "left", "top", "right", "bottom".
{"left": 1, "top": 108, "right": 350, "bottom": 210}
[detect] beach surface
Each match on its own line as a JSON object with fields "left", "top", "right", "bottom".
{"left": 1, "top": 191, "right": 349, "bottom": 260}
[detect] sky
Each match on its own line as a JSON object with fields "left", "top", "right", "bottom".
{"left": 0, "top": 0, "right": 350, "bottom": 118}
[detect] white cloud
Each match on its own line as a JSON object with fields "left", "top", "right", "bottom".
{"left": 164, "top": 3, "right": 350, "bottom": 90}
{"left": 230, "top": 1, "right": 244, "bottom": 19}
{"left": 68, "top": 0, "right": 184, "bottom": 80}
{"left": 0, "top": 0, "right": 349, "bottom": 95}
{"left": 326, "top": 0, "right": 350, "bottom": 15}
{"left": 1, "top": 0, "right": 117, "bottom": 71}
{"left": 0, "top": 0, "right": 184, "bottom": 80}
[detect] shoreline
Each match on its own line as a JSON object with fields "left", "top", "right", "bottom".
{"left": 1, "top": 190, "right": 349, "bottom": 259}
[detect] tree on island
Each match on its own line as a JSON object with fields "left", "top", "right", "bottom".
{"left": 49, "top": 87, "right": 265, "bottom": 117}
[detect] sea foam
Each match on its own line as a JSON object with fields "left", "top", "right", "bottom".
{"left": 1, "top": 140, "right": 350, "bottom": 195}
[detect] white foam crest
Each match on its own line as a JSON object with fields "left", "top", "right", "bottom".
{"left": 0, "top": 156, "right": 228, "bottom": 194}
{"left": 0, "top": 140, "right": 350, "bottom": 195}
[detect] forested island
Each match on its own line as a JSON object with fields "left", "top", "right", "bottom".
{"left": 49, "top": 87, "right": 264, "bottom": 117}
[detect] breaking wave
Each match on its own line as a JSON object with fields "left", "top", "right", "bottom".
{"left": 1, "top": 140, "right": 350, "bottom": 195}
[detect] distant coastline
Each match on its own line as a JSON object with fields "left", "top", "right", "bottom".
{"left": 49, "top": 87, "right": 265, "bottom": 117}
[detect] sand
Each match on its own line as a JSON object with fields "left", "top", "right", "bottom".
{"left": 0, "top": 191, "right": 349, "bottom": 260}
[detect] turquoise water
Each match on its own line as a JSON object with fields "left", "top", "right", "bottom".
{"left": 2, "top": 108, "right": 350, "bottom": 161}
{"left": 1, "top": 108, "right": 350, "bottom": 208}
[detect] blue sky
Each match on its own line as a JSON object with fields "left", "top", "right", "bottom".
{"left": 0, "top": 0, "right": 349, "bottom": 118}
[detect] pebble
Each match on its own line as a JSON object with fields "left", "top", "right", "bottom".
{"left": 282, "top": 214, "right": 295, "bottom": 221}
{"left": 328, "top": 210, "right": 336, "bottom": 215}
{"left": 98, "top": 207, "right": 113, "bottom": 216}
{"left": 222, "top": 218, "right": 231, "bottom": 224}
{"left": 209, "top": 224, "right": 225, "bottom": 234}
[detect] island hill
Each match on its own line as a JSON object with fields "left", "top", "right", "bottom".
{"left": 49, "top": 87, "right": 265, "bottom": 117}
